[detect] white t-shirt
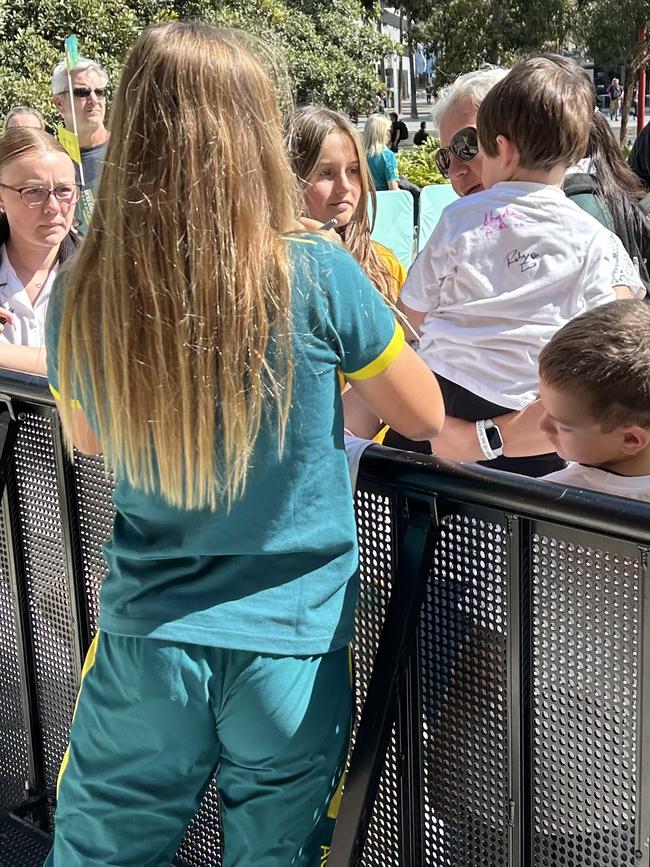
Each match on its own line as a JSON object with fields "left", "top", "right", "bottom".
{"left": 544, "top": 462, "right": 650, "bottom": 502}
{"left": 401, "top": 182, "right": 645, "bottom": 410}
{"left": 0, "top": 244, "right": 57, "bottom": 347}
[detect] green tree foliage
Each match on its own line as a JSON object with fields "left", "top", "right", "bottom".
{"left": 0, "top": 0, "right": 393, "bottom": 126}
{"left": 575, "top": 0, "right": 650, "bottom": 140}
{"left": 418, "top": 0, "right": 574, "bottom": 86}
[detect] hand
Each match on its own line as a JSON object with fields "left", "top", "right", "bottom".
{"left": 295, "top": 217, "right": 342, "bottom": 244}
{"left": 0, "top": 309, "right": 16, "bottom": 334}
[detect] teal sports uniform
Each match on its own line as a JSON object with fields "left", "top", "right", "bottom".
{"left": 44, "top": 235, "right": 404, "bottom": 867}
{"left": 366, "top": 147, "right": 400, "bottom": 191}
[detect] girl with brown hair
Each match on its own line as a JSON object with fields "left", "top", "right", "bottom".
{"left": 290, "top": 105, "right": 406, "bottom": 303}
{"left": 44, "top": 21, "right": 443, "bottom": 866}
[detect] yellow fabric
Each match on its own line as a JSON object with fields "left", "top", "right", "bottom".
{"left": 326, "top": 645, "right": 355, "bottom": 820}
{"left": 57, "top": 631, "right": 101, "bottom": 794}
{"left": 344, "top": 321, "right": 405, "bottom": 382}
{"left": 49, "top": 384, "right": 82, "bottom": 409}
{"left": 372, "top": 241, "right": 408, "bottom": 298}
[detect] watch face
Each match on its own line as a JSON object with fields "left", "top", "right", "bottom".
{"left": 486, "top": 425, "right": 503, "bottom": 451}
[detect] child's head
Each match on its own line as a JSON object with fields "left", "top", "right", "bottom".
{"left": 289, "top": 105, "right": 398, "bottom": 302}
{"left": 538, "top": 301, "right": 650, "bottom": 468}
{"left": 290, "top": 106, "right": 368, "bottom": 231}
{"left": 477, "top": 55, "right": 593, "bottom": 188}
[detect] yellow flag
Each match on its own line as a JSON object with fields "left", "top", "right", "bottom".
{"left": 57, "top": 126, "right": 81, "bottom": 164}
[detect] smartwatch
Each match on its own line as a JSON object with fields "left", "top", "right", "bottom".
{"left": 476, "top": 418, "right": 504, "bottom": 460}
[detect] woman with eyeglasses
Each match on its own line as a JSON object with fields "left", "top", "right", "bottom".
{"left": 0, "top": 128, "right": 79, "bottom": 375}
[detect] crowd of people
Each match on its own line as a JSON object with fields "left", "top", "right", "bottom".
{"left": 2, "top": 25, "right": 650, "bottom": 865}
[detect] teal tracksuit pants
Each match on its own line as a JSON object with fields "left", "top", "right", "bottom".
{"left": 44, "top": 632, "right": 352, "bottom": 867}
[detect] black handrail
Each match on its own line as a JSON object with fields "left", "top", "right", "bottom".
{"left": 361, "top": 445, "right": 650, "bottom": 543}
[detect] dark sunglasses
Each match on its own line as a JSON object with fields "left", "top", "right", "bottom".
{"left": 435, "top": 127, "right": 479, "bottom": 179}
{"left": 72, "top": 87, "right": 106, "bottom": 99}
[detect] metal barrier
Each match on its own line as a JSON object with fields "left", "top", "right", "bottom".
{"left": 0, "top": 372, "right": 648, "bottom": 867}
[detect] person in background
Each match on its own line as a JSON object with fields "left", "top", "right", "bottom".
{"left": 388, "top": 111, "right": 409, "bottom": 153}
{"left": 607, "top": 77, "right": 623, "bottom": 121}
{"left": 629, "top": 117, "right": 650, "bottom": 190}
{"left": 43, "top": 22, "right": 443, "bottom": 867}
{"left": 363, "top": 114, "right": 400, "bottom": 191}
{"left": 0, "top": 128, "right": 79, "bottom": 375}
{"left": 51, "top": 55, "right": 110, "bottom": 233}
{"left": 3, "top": 106, "right": 45, "bottom": 133}
{"left": 540, "top": 300, "right": 650, "bottom": 501}
{"left": 393, "top": 55, "right": 644, "bottom": 476}
{"left": 563, "top": 109, "right": 650, "bottom": 293}
{"left": 291, "top": 105, "right": 406, "bottom": 302}
{"left": 414, "top": 121, "right": 429, "bottom": 146}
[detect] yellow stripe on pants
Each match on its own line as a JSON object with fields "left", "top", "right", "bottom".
{"left": 57, "top": 631, "right": 101, "bottom": 795}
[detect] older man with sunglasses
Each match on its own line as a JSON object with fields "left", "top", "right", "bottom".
{"left": 51, "top": 56, "right": 110, "bottom": 234}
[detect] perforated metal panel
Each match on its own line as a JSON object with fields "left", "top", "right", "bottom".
{"left": 0, "top": 814, "right": 51, "bottom": 866}
{"left": 0, "top": 501, "right": 30, "bottom": 811}
{"left": 175, "top": 778, "right": 223, "bottom": 866}
{"left": 530, "top": 527, "right": 641, "bottom": 867}
{"left": 73, "top": 453, "right": 114, "bottom": 631}
{"left": 420, "top": 510, "right": 510, "bottom": 867}
{"left": 12, "top": 412, "right": 79, "bottom": 793}
{"left": 354, "top": 482, "right": 401, "bottom": 866}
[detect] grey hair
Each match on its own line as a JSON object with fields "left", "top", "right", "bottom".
{"left": 363, "top": 113, "right": 391, "bottom": 156}
{"left": 2, "top": 106, "right": 45, "bottom": 133}
{"left": 430, "top": 66, "right": 509, "bottom": 133}
{"left": 51, "top": 57, "right": 109, "bottom": 95}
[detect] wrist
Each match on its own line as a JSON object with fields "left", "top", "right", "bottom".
{"left": 475, "top": 418, "right": 504, "bottom": 460}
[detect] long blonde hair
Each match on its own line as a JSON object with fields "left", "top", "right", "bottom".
{"left": 57, "top": 22, "right": 300, "bottom": 511}
{"left": 289, "top": 106, "right": 397, "bottom": 302}
{"left": 363, "top": 114, "right": 391, "bottom": 157}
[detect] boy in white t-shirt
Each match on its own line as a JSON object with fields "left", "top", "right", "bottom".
{"left": 539, "top": 300, "right": 650, "bottom": 501}
{"left": 395, "top": 55, "right": 644, "bottom": 477}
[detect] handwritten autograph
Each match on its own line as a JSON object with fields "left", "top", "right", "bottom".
{"left": 506, "top": 248, "right": 539, "bottom": 273}
{"left": 480, "top": 207, "right": 524, "bottom": 238}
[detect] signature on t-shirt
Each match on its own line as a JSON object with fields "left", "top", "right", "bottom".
{"left": 506, "top": 248, "right": 540, "bottom": 273}
{"left": 480, "top": 207, "right": 524, "bottom": 239}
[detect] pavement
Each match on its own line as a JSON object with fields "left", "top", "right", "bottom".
{"left": 355, "top": 91, "right": 647, "bottom": 150}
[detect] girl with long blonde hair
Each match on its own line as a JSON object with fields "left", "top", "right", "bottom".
{"left": 45, "top": 21, "right": 443, "bottom": 866}
{"left": 290, "top": 106, "right": 405, "bottom": 302}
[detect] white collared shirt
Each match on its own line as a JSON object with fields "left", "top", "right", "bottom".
{"left": 0, "top": 244, "right": 57, "bottom": 347}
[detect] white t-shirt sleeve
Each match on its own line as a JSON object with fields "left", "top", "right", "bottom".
{"left": 400, "top": 217, "right": 452, "bottom": 313}
{"left": 605, "top": 232, "right": 645, "bottom": 297}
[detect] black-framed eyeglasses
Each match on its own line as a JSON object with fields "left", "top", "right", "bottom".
{"left": 435, "top": 126, "right": 480, "bottom": 179}
{"left": 0, "top": 182, "right": 81, "bottom": 208}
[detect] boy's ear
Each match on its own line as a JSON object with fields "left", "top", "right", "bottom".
{"left": 621, "top": 426, "right": 650, "bottom": 455}
{"left": 495, "top": 135, "right": 519, "bottom": 169}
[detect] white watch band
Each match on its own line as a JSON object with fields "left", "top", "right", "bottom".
{"left": 476, "top": 419, "right": 503, "bottom": 460}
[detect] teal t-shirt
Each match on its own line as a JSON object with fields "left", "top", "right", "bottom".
{"left": 367, "top": 148, "right": 399, "bottom": 191}
{"left": 46, "top": 235, "right": 403, "bottom": 655}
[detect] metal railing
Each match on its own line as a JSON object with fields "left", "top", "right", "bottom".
{"left": 0, "top": 371, "right": 648, "bottom": 867}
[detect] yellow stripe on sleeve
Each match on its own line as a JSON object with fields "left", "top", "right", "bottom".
{"left": 343, "top": 322, "right": 405, "bottom": 382}
{"left": 49, "top": 384, "right": 82, "bottom": 409}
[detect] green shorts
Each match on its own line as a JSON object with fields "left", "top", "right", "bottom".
{"left": 44, "top": 632, "right": 352, "bottom": 867}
